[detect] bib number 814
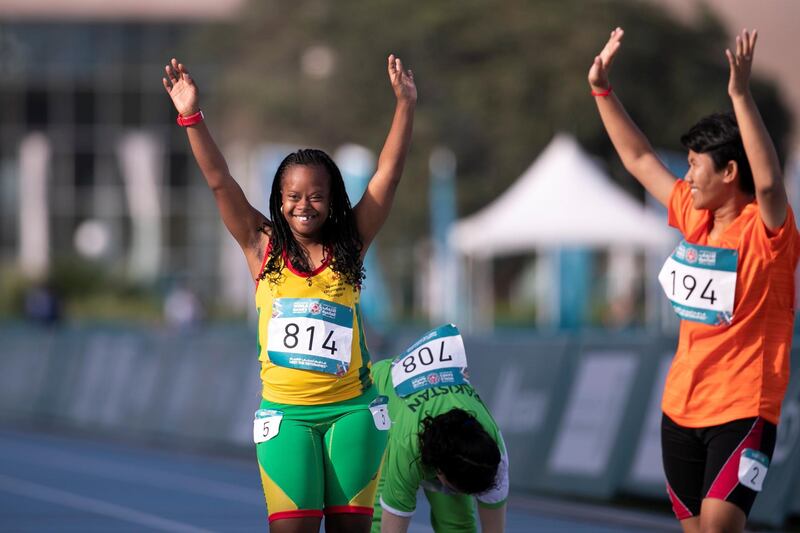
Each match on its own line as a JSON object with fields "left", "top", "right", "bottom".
{"left": 282, "top": 323, "right": 338, "bottom": 354}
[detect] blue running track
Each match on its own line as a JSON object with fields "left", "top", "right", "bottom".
{"left": 0, "top": 428, "right": 681, "bottom": 532}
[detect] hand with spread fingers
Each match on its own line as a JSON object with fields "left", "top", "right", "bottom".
{"left": 387, "top": 54, "right": 417, "bottom": 105}
{"left": 588, "top": 27, "right": 624, "bottom": 92}
{"left": 726, "top": 29, "right": 757, "bottom": 98}
{"left": 162, "top": 58, "right": 200, "bottom": 117}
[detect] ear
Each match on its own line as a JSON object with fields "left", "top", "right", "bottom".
{"left": 722, "top": 160, "right": 738, "bottom": 185}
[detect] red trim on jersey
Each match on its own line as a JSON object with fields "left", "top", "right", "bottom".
{"left": 282, "top": 249, "right": 331, "bottom": 278}
{"left": 323, "top": 505, "right": 374, "bottom": 516}
{"left": 268, "top": 509, "right": 324, "bottom": 523}
{"left": 254, "top": 241, "right": 273, "bottom": 291}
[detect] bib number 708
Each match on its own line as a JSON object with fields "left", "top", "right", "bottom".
{"left": 401, "top": 341, "right": 453, "bottom": 374}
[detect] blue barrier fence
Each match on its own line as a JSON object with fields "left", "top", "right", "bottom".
{"left": 1, "top": 323, "right": 798, "bottom": 527}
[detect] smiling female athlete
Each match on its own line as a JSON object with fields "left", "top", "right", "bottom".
{"left": 163, "top": 54, "right": 416, "bottom": 533}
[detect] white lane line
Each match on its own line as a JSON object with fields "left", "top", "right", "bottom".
{"left": 0, "top": 474, "right": 216, "bottom": 533}
{"left": 0, "top": 438, "right": 261, "bottom": 505}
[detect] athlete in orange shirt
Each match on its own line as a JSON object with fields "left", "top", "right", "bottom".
{"left": 589, "top": 28, "right": 800, "bottom": 533}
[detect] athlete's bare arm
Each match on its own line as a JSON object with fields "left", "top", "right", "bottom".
{"left": 726, "top": 29, "right": 787, "bottom": 231}
{"left": 163, "top": 58, "right": 269, "bottom": 278}
{"left": 589, "top": 28, "right": 676, "bottom": 207}
{"left": 353, "top": 54, "right": 417, "bottom": 254}
{"left": 478, "top": 503, "right": 507, "bottom": 533}
{"left": 380, "top": 510, "right": 411, "bottom": 533}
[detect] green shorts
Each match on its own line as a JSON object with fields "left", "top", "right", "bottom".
{"left": 256, "top": 387, "right": 388, "bottom": 523}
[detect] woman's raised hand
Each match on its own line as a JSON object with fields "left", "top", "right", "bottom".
{"left": 588, "top": 27, "right": 624, "bottom": 92}
{"left": 162, "top": 58, "right": 200, "bottom": 116}
{"left": 726, "top": 29, "right": 757, "bottom": 98}
{"left": 388, "top": 54, "right": 417, "bottom": 105}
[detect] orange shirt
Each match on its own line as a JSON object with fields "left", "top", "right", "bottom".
{"left": 663, "top": 180, "right": 800, "bottom": 427}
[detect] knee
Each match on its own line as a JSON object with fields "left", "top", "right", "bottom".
{"left": 700, "top": 525, "right": 741, "bottom": 533}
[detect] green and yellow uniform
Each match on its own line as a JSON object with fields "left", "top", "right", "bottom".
{"left": 253, "top": 254, "right": 387, "bottom": 523}
{"left": 370, "top": 325, "right": 509, "bottom": 533}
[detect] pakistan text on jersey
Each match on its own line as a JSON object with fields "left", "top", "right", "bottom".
{"left": 404, "top": 384, "right": 480, "bottom": 413}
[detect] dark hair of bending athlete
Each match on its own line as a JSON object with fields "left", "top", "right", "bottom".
{"left": 419, "top": 408, "right": 501, "bottom": 494}
{"left": 261, "top": 149, "right": 365, "bottom": 288}
{"left": 680, "top": 112, "right": 755, "bottom": 196}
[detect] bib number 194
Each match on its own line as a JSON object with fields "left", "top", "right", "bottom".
{"left": 668, "top": 271, "right": 717, "bottom": 305}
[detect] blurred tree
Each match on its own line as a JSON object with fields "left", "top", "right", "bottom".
{"left": 192, "top": 0, "right": 791, "bottom": 312}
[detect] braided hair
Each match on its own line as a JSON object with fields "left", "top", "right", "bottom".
{"left": 418, "top": 408, "right": 501, "bottom": 494}
{"left": 259, "top": 149, "right": 364, "bottom": 288}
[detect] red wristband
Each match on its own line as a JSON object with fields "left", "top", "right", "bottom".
{"left": 177, "top": 110, "right": 204, "bottom": 127}
{"left": 591, "top": 86, "right": 612, "bottom": 97}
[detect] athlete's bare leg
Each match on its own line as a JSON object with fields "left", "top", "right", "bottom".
{"left": 679, "top": 516, "right": 700, "bottom": 533}
{"left": 269, "top": 517, "right": 322, "bottom": 533}
{"left": 325, "top": 513, "right": 371, "bottom": 533}
{"left": 698, "top": 498, "right": 746, "bottom": 533}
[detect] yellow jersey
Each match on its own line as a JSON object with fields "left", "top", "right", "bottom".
{"left": 254, "top": 252, "right": 373, "bottom": 405}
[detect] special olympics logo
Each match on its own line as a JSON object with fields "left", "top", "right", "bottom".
{"left": 310, "top": 302, "right": 321, "bottom": 315}
{"left": 427, "top": 373, "right": 440, "bottom": 385}
{"left": 685, "top": 248, "right": 698, "bottom": 264}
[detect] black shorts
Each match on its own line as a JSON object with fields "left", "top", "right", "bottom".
{"left": 661, "top": 414, "right": 776, "bottom": 519}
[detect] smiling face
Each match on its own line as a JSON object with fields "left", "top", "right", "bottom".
{"left": 280, "top": 164, "right": 332, "bottom": 240}
{"left": 684, "top": 150, "right": 736, "bottom": 211}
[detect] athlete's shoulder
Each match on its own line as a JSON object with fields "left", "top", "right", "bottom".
{"left": 371, "top": 359, "right": 393, "bottom": 392}
{"left": 372, "top": 358, "right": 391, "bottom": 377}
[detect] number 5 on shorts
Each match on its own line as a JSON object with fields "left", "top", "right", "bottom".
{"left": 253, "top": 409, "right": 283, "bottom": 444}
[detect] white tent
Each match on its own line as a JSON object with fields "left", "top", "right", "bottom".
{"left": 450, "top": 133, "right": 675, "bottom": 256}
{"left": 445, "top": 133, "right": 677, "bottom": 331}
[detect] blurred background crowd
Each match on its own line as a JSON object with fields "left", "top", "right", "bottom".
{"left": 1, "top": 0, "right": 797, "bottom": 334}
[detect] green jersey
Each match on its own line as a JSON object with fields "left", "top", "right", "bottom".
{"left": 371, "top": 344, "right": 508, "bottom": 517}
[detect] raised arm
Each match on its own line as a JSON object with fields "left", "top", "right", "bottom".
{"left": 726, "top": 29, "right": 787, "bottom": 231}
{"left": 353, "top": 54, "right": 417, "bottom": 253}
{"left": 163, "top": 58, "right": 269, "bottom": 276}
{"left": 589, "top": 28, "right": 676, "bottom": 207}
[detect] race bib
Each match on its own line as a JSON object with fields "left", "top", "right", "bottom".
{"left": 657, "top": 240, "right": 738, "bottom": 325}
{"left": 390, "top": 324, "right": 469, "bottom": 397}
{"left": 738, "top": 448, "right": 769, "bottom": 492}
{"left": 253, "top": 409, "right": 283, "bottom": 444}
{"left": 369, "top": 395, "right": 391, "bottom": 430}
{"left": 267, "top": 298, "right": 353, "bottom": 376}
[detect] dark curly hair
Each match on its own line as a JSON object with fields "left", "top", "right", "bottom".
{"left": 259, "top": 149, "right": 364, "bottom": 288}
{"left": 680, "top": 112, "right": 754, "bottom": 196}
{"left": 419, "top": 408, "right": 501, "bottom": 494}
